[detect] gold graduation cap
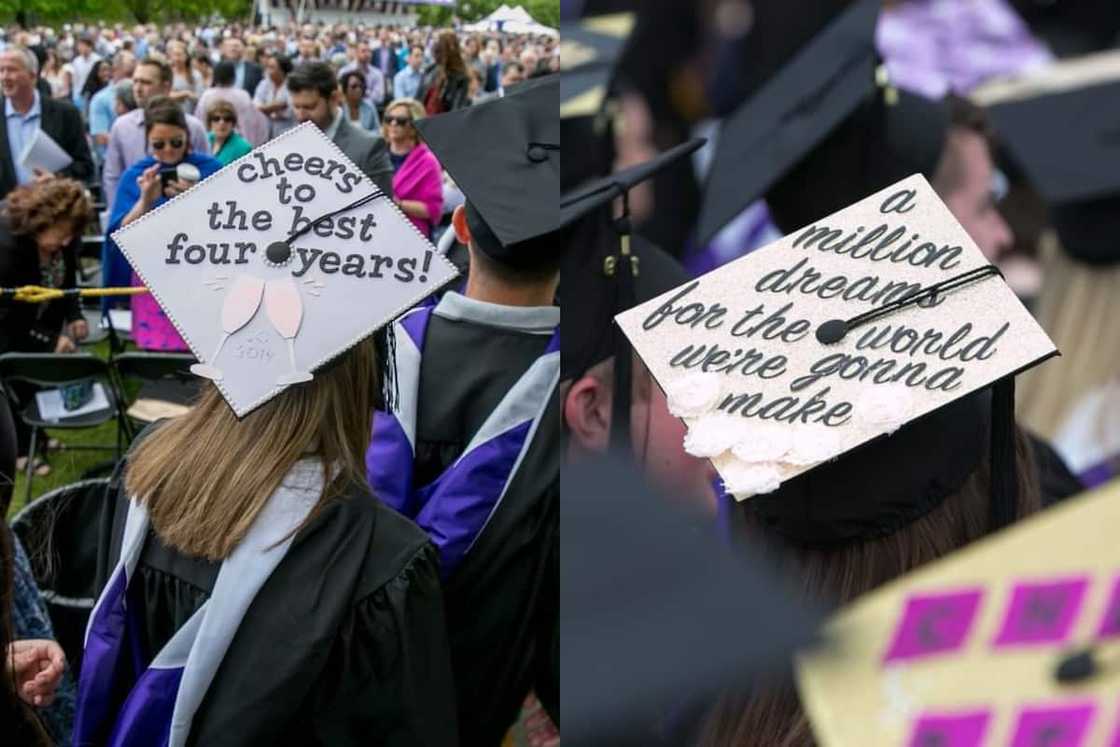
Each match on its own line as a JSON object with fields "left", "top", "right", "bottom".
{"left": 796, "top": 481, "right": 1120, "bottom": 745}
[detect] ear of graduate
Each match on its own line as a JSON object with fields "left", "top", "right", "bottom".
{"left": 615, "top": 174, "right": 1057, "bottom": 501}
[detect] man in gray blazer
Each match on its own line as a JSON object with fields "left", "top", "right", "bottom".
{"left": 286, "top": 62, "right": 393, "bottom": 196}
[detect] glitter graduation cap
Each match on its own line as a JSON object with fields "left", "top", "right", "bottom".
{"left": 615, "top": 174, "right": 1058, "bottom": 541}
{"left": 796, "top": 479, "right": 1120, "bottom": 746}
{"left": 110, "top": 122, "right": 459, "bottom": 418}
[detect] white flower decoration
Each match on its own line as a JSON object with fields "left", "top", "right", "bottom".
{"left": 731, "top": 427, "right": 794, "bottom": 463}
{"left": 786, "top": 428, "right": 844, "bottom": 466}
{"left": 857, "top": 385, "right": 915, "bottom": 434}
{"left": 722, "top": 461, "right": 783, "bottom": 500}
{"left": 682, "top": 414, "right": 745, "bottom": 458}
{"left": 666, "top": 372, "right": 724, "bottom": 418}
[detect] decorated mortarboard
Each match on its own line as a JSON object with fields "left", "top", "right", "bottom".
{"left": 797, "top": 479, "right": 1120, "bottom": 746}
{"left": 695, "top": 0, "right": 884, "bottom": 244}
{"left": 973, "top": 50, "right": 1120, "bottom": 265}
{"left": 110, "top": 122, "right": 459, "bottom": 418}
{"left": 563, "top": 455, "right": 824, "bottom": 745}
{"left": 560, "top": 139, "right": 705, "bottom": 449}
{"left": 616, "top": 174, "right": 1058, "bottom": 541}
{"left": 414, "top": 75, "right": 559, "bottom": 271}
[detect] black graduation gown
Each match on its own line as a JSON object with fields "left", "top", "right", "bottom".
{"left": 414, "top": 312, "right": 561, "bottom": 745}
{"left": 93, "top": 471, "right": 460, "bottom": 747}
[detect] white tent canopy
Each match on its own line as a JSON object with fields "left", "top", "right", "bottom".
{"left": 464, "top": 5, "right": 558, "bottom": 36}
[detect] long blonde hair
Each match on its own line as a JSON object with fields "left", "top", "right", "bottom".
{"left": 125, "top": 338, "right": 379, "bottom": 561}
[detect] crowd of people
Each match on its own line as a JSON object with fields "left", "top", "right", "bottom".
{"left": 0, "top": 18, "right": 557, "bottom": 471}
{"left": 0, "top": 14, "right": 560, "bottom": 747}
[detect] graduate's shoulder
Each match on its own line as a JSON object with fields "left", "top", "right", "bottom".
{"left": 315, "top": 478, "right": 437, "bottom": 594}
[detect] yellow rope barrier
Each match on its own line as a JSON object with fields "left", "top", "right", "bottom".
{"left": 6, "top": 286, "right": 149, "bottom": 303}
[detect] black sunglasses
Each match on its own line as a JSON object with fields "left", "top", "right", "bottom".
{"left": 385, "top": 115, "right": 412, "bottom": 126}
{"left": 209, "top": 115, "right": 236, "bottom": 124}
{"left": 150, "top": 137, "right": 185, "bottom": 150}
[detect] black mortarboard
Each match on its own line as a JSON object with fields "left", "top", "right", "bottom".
{"left": 765, "top": 88, "right": 950, "bottom": 234}
{"left": 415, "top": 75, "right": 559, "bottom": 270}
{"left": 560, "top": 13, "right": 634, "bottom": 190}
{"left": 975, "top": 52, "right": 1120, "bottom": 263}
{"left": 561, "top": 455, "right": 824, "bottom": 745}
{"left": 560, "top": 139, "right": 703, "bottom": 450}
{"left": 695, "top": 0, "right": 884, "bottom": 244}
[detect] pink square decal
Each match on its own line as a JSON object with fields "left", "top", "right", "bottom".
{"left": 884, "top": 588, "right": 984, "bottom": 663}
{"left": 908, "top": 709, "right": 991, "bottom": 747}
{"left": 1009, "top": 701, "right": 1096, "bottom": 747}
{"left": 993, "top": 577, "right": 1089, "bottom": 648}
{"left": 1097, "top": 576, "right": 1120, "bottom": 639}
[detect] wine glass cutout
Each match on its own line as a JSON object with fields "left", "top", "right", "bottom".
{"left": 191, "top": 274, "right": 265, "bottom": 381}
{"left": 264, "top": 277, "right": 312, "bottom": 385}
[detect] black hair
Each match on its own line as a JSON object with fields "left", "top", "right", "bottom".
{"left": 213, "top": 60, "right": 236, "bottom": 87}
{"left": 339, "top": 69, "right": 366, "bottom": 94}
{"left": 286, "top": 61, "right": 337, "bottom": 100}
{"left": 143, "top": 95, "right": 188, "bottom": 136}
{"left": 271, "top": 53, "right": 293, "bottom": 76}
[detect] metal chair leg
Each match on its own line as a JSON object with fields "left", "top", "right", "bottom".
{"left": 24, "top": 425, "right": 37, "bottom": 505}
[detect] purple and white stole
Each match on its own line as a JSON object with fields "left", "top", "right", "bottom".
{"left": 73, "top": 461, "right": 324, "bottom": 747}
{"left": 366, "top": 292, "right": 559, "bottom": 577}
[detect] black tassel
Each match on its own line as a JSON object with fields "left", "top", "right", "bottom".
{"left": 375, "top": 324, "right": 398, "bottom": 413}
{"left": 989, "top": 376, "right": 1018, "bottom": 531}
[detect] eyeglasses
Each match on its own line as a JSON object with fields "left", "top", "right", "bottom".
{"left": 209, "top": 115, "right": 235, "bottom": 124}
{"left": 149, "top": 137, "right": 185, "bottom": 150}
{"left": 385, "top": 116, "right": 412, "bottom": 127}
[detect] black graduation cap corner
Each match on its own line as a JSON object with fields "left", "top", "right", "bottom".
{"left": 561, "top": 454, "right": 825, "bottom": 745}
{"left": 982, "top": 70, "right": 1120, "bottom": 265}
{"left": 415, "top": 75, "right": 560, "bottom": 271}
{"left": 560, "top": 139, "right": 706, "bottom": 450}
{"left": 696, "top": 0, "right": 952, "bottom": 243}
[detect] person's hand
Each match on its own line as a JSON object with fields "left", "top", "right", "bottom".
{"left": 31, "top": 168, "right": 52, "bottom": 183}
{"left": 54, "top": 334, "right": 76, "bottom": 354}
{"left": 136, "top": 163, "right": 162, "bottom": 207}
{"left": 163, "top": 178, "right": 195, "bottom": 199}
{"left": 8, "top": 640, "right": 66, "bottom": 708}
{"left": 68, "top": 318, "right": 89, "bottom": 341}
{"left": 167, "top": 89, "right": 191, "bottom": 101}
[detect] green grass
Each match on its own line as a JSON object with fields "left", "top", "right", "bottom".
{"left": 6, "top": 337, "right": 136, "bottom": 520}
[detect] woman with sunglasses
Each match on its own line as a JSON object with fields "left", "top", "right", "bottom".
{"left": 206, "top": 99, "right": 253, "bottom": 166}
{"left": 381, "top": 98, "right": 442, "bottom": 240}
{"left": 103, "top": 96, "right": 222, "bottom": 351}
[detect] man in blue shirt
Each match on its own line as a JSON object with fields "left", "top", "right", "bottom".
{"left": 393, "top": 45, "right": 425, "bottom": 101}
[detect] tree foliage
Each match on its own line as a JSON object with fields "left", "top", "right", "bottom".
{"left": 416, "top": 0, "right": 559, "bottom": 30}
{"left": 0, "top": 0, "right": 252, "bottom": 25}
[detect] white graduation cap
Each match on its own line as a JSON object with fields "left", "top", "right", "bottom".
{"left": 111, "top": 122, "right": 459, "bottom": 417}
{"left": 616, "top": 174, "right": 1057, "bottom": 505}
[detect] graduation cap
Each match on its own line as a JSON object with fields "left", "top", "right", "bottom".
{"left": 695, "top": 0, "right": 882, "bottom": 244}
{"left": 414, "top": 75, "right": 559, "bottom": 271}
{"left": 562, "top": 454, "right": 824, "bottom": 745}
{"left": 616, "top": 174, "right": 1058, "bottom": 544}
{"left": 696, "top": 0, "right": 954, "bottom": 244}
{"left": 560, "top": 13, "right": 634, "bottom": 190}
{"left": 110, "top": 122, "right": 459, "bottom": 417}
{"left": 972, "top": 50, "right": 1120, "bottom": 264}
{"left": 797, "top": 478, "right": 1120, "bottom": 746}
{"left": 560, "top": 138, "right": 705, "bottom": 449}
